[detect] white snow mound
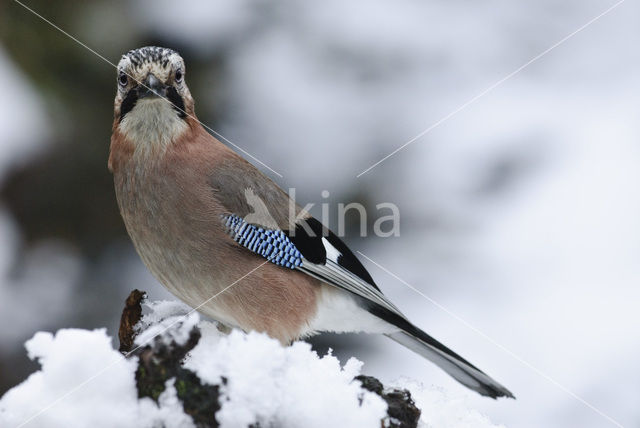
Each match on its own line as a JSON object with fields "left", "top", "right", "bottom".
{"left": 0, "top": 299, "right": 505, "bottom": 428}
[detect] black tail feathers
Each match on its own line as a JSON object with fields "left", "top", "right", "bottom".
{"left": 386, "top": 329, "right": 514, "bottom": 399}
{"left": 368, "top": 303, "right": 514, "bottom": 398}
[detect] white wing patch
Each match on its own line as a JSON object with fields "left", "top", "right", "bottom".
{"left": 321, "top": 237, "right": 342, "bottom": 263}
{"left": 296, "top": 237, "right": 405, "bottom": 319}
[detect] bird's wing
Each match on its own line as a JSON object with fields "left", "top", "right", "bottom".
{"left": 221, "top": 213, "right": 406, "bottom": 319}
{"left": 209, "top": 155, "right": 404, "bottom": 318}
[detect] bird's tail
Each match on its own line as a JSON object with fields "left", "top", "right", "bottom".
{"left": 385, "top": 326, "right": 514, "bottom": 399}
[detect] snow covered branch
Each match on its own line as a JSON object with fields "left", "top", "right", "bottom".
{"left": 0, "top": 290, "right": 505, "bottom": 428}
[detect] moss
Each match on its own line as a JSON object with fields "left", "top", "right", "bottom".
{"left": 129, "top": 320, "right": 220, "bottom": 427}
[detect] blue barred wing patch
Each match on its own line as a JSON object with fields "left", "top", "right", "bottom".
{"left": 222, "top": 214, "right": 303, "bottom": 269}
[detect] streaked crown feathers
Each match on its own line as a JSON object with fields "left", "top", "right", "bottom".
{"left": 117, "top": 46, "right": 185, "bottom": 87}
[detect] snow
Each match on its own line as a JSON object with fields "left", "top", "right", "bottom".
{"left": 185, "top": 322, "right": 387, "bottom": 428}
{"left": 134, "top": 300, "right": 197, "bottom": 348}
{"left": 140, "top": 379, "right": 197, "bottom": 428}
{"left": 0, "top": 299, "right": 504, "bottom": 428}
{"left": 396, "top": 379, "right": 506, "bottom": 428}
{"left": 0, "top": 328, "right": 141, "bottom": 428}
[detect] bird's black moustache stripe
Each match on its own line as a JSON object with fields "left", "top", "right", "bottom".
{"left": 119, "top": 90, "right": 138, "bottom": 122}
{"left": 166, "top": 87, "right": 186, "bottom": 119}
{"left": 119, "top": 86, "right": 187, "bottom": 122}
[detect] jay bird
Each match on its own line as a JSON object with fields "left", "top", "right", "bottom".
{"left": 109, "top": 46, "right": 513, "bottom": 399}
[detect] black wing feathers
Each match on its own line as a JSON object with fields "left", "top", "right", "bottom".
{"left": 287, "top": 217, "right": 326, "bottom": 264}
{"left": 288, "top": 217, "right": 380, "bottom": 291}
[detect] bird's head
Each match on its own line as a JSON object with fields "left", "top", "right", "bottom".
{"left": 113, "top": 46, "right": 195, "bottom": 148}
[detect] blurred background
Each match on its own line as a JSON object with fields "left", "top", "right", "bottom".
{"left": 0, "top": 0, "right": 638, "bottom": 427}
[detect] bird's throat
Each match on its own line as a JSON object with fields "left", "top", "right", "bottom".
{"left": 118, "top": 99, "right": 189, "bottom": 158}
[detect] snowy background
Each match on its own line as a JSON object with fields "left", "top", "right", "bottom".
{"left": 1, "top": 0, "right": 639, "bottom": 427}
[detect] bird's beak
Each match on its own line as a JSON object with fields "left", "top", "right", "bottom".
{"left": 137, "top": 73, "right": 167, "bottom": 99}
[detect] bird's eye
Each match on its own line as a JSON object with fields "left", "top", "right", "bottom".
{"left": 118, "top": 73, "right": 128, "bottom": 86}
{"left": 175, "top": 69, "right": 183, "bottom": 83}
